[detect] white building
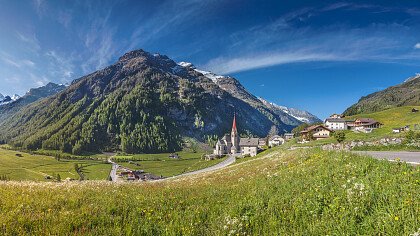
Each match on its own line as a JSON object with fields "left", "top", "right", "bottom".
{"left": 325, "top": 118, "right": 347, "bottom": 130}
{"left": 214, "top": 114, "right": 261, "bottom": 157}
{"left": 268, "top": 135, "right": 285, "bottom": 147}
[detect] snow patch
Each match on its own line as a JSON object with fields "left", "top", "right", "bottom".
{"left": 178, "top": 61, "right": 225, "bottom": 84}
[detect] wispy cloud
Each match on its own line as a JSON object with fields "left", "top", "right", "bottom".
{"left": 0, "top": 52, "right": 36, "bottom": 69}
{"left": 15, "top": 31, "right": 41, "bottom": 52}
{"left": 45, "top": 50, "right": 75, "bottom": 83}
{"left": 203, "top": 3, "right": 420, "bottom": 74}
{"left": 128, "top": 0, "right": 212, "bottom": 50}
{"left": 33, "top": 0, "right": 46, "bottom": 17}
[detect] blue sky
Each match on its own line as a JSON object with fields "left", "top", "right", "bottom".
{"left": 1, "top": 0, "right": 420, "bottom": 119}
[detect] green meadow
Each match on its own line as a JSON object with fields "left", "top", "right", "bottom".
{"left": 114, "top": 151, "right": 227, "bottom": 177}
{"left": 0, "top": 148, "right": 110, "bottom": 181}
{"left": 290, "top": 106, "right": 420, "bottom": 148}
{"left": 0, "top": 147, "right": 418, "bottom": 235}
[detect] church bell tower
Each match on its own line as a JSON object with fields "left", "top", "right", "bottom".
{"left": 230, "top": 113, "right": 240, "bottom": 154}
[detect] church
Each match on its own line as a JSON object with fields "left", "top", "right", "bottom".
{"left": 214, "top": 114, "right": 260, "bottom": 157}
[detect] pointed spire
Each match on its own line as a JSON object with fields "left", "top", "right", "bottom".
{"left": 231, "top": 113, "right": 237, "bottom": 133}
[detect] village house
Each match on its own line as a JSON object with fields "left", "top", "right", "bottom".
{"left": 329, "top": 113, "right": 343, "bottom": 119}
{"left": 284, "top": 133, "right": 294, "bottom": 140}
{"left": 214, "top": 114, "right": 261, "bottom": 157}
{"left": 268, "top": 135, "right": 285, "bottom": 147}
{"left": 240, "top": 138, "right": 259, "bottom": 157}
{"left": 300, "top": 125, "right": 332, "bottom": 140}
{"left": 352, "top": 118, "right": 383, "bottom": 131}
{"left": 325, "top": 117, "right": 347, "bottom": 130}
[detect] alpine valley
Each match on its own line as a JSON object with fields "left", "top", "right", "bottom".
{"left": 0, "top": 49, "right": 319, "bottom": 154}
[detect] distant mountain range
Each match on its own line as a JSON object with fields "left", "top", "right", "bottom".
{"left": 0, "top": 82, "right": 66, "bottom": 120}
{"left": 0, "top": 93, "right": 20, "bottom": 106}
{"left": 0, "top": 49, "right": 319, "bottom": 154}
{"left": 343, "top": 74, "right": 420, "bottom": 116}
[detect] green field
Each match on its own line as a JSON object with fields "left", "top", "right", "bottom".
{"left": 0, "top": 148, "right": 111, "bottom": 181}
{"left": 114, "top": 151, "right": 227, "bottom": 177}
{"left": 0, "top": 147, "right": 418, "bottom": 235}
{"left": 344, "top": 106, "right": 420, "bottom": 140}
{"left": 290, "top": 106, "right": 420, "bottom": 148}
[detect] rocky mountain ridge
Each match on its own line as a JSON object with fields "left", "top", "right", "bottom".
{"left": 0, "top": 49, "right": 319, "bottom": 154}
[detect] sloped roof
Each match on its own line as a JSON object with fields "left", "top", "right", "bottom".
{"left": 239, "top": 138, "right": 259, "bottom": 147}
{"left": 301, "top": 125, "right": 332, "bottom": 133}
{"left": 325, "top": 118, "right": 346, "bottom": 123}
{"left": 269, "top": 135, "right": 284, "bottom": 141}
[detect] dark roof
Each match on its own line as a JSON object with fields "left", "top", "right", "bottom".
{"left": 269, "top": 135, "right": 284, "bottom": 141}
{"left": 325, "top": 118, "right": 346, "bottom": 123}
{"left": 239, "top": 138, "right": 259, "bottom": 147}
{"left": 301, "top": 125, "right": 332, "bottom": 133}
{"left": 356, "top": 118, "right": 377, "bottom": 123}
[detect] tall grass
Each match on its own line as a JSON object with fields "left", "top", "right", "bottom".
{"left": 0, "top": 148, "right": 418, "bottom": 235}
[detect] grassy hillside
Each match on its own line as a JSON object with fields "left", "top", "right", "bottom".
{"left": 0, "top": 148, "right": 110, "bottom": 181}
{"left": 343, "top": 75, "right": 420, "bottom": 116}
{"left": 344, "top": 105, "right": 420, "bottom": 141}
{"left": 113, "top": 151, "right": 227, "bottom": 177}
{"left": 0, "top": 147, "right": 418, "bottom": 235}
{"left": 290, "top": 106, "right": 420, "bottom": 148}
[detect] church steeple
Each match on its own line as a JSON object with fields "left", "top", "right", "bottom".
{"left": 230, "top": 113, "right": 240, "bottom": 154}
{"left": 231, "top": 113, "right": 237, "bottom": 134}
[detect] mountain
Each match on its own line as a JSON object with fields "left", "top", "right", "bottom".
{"left": 0, "top": 49, "right": 317, "bottom": 154}
{"left": 0, "top": 83, "right": 66, "bottom": 120}
{"left": 343, "top": 74, "right": 420, "bottom": 116}
{"left": 0, "top": 94, "right": 20, "bottom": 106}
{"left": 258, "top": 98, "right": 322, "bottom": 124}
{"left": 178, "top": 62, "right": 320, "bottom": 127}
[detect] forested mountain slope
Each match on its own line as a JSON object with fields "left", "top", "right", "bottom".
{"left": 0, "top": 50, "right": 317, "bottom": 154}
{"left": 343, "top": 74, "right": 420, "bottom": 116}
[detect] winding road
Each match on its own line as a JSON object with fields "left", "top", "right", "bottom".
{"left": 176, "top": 155, "right": 236, "bottom": 177}
{"left": 104, "top": 152, "right": 237, "bottom": 182}
{"left": 353, "top": 151, "right": 420, "bottom": 165}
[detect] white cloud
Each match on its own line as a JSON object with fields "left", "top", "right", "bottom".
{"left": 414, "top": 43, "right": 420, "bottom": 49}
{"left": 205, "top": 51, "right": 340, "bottom": 74}
{"left": 202, "top": 5, "right": 418, "bottom": 75}
{"left": 15, "top": 31, "right": 41, "bottom": 51}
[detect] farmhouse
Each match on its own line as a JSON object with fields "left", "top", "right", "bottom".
{"left": 325, "top": 117, "right": 347, "bottom": 130}
{"left": 329, "top": 113, "right": 343, "bottom": 119}
{"left": 268, "top": 135, "right": 285, "bottom": 147}
{"left": 284, "top": 133, "right": 294, "bottom": 140}
{"left": 300, "top": 125, "right": 332, "bottom": 140}
{"left": 214, "top": 114, "right": 261, "bottom": 157}
{"left": 353, "top": 118, "right": 382, "bottom": 131}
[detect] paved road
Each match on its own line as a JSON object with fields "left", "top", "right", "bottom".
{"left": 108, "top": 159, "right": 120, "bottom": 182}
{"left": 163, "top": 155, "right": 237, "bottom": 180}
{"left": 103, "top": 152, "right": 121, "bottom": 182}
{"left": 353, "top": 151, "right": 420, "bottom": 165}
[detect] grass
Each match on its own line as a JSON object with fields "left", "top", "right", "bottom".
{"left": 0, "top": 148, "right": 110, "bottom": 181}
{"left": 344, "top": 106, "right": 420, "bottom": 141}
{"left": 288, "top": 106, "right": 420, "bottom": 148}
{"left": 0, "top": 147, "right": 418, "bottom": 235}
{"left": 114, "top": 151, "right": 228, "bottom": 177}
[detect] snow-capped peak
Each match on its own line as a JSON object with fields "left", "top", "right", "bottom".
{"left": 11, "top": 94, "right": 20, "bottom": 100}
{"left": 258, "top": 97, "right": 321, "bottom": 124}
{"left": 178, "top": 61, "right": 195, "bottom": 69}
{"left": 178, "top": 61, "right": 225, "bottom": 84}
{"left": 404, "top": 73, "right": 420, "bottom": 83}
{"left": 0, "top": 93, "right": 21, "bottom": 106}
